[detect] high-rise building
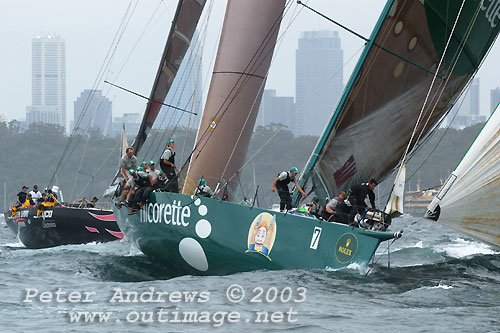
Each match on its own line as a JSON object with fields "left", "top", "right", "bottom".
{"left": 26, "top": 105, "right": 59, "bottom": 126}
{"left": 446, "top": 78, "right": 485, "bottom": 128}
{"left": 112, "top": 112, "right": 141, "bottom": 137}
{"left": 490, "top": 87, "right": 500, "bottom": 114}
{"left": 29, "top": 35, "right": 66, "bottom": 130}
{"left": 296, "top": 30, "right": 343, "bottom": 136}
{"left": 73, "top": 90, "right": 112, "bottom": 136}
{"left": 256, "top": 89, "right": 295, "bottom": 132}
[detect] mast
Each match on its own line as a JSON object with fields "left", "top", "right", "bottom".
{"left": 184, "top": 0, "right": 286, "bottom": 195}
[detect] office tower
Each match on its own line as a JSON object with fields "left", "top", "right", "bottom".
{"left": 469, "top": 78, "right": 480, "bottom": 115}
{"left": 490, "top": 87, "right": 500, "bottom": 114}
{"left": 257, "top": 89, "right": 296, "bottom": 132}
{"left": 29, "top": 35, "right": 66, "bottom": 130}
{"left": 73, "top": 90, "right": 112, "bottom": 136}
{"left": 26, "top": 105, "right": 59, "bottom": 126}
{"left": 112, "top": 113, "right": 141, "bottom": 137}
{"left": 296, "top": 30, "right": 343, "bottom": 136}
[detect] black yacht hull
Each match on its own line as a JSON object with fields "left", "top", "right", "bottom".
{"left": 5, "top": 207, "right": 123, "bottom": 249}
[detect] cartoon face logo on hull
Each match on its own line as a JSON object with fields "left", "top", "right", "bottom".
{"left": 246, "top": 213, "right": 277, "bottom": 260}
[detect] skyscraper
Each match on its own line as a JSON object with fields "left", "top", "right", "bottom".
{"left": 296, "top": 30, "right": 343, "bottom": 136}
{"left": 257, "top": 89, "right": 295, "bottom": 132}
{"left": 29, "top": 35, "right": 66, "bottom": 130}
{"left": 73, "top": 90, "right": 112, "bottom": 136}
{"left": 490, "top": 87, "right": 500, "bottom": 114}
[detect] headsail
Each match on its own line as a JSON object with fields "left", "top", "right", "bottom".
{"left": 297, "top": 0, "right": 500, "bottom": 204}
{"left": 384, "top": 164, "right": 406, "bottom": 218}
{"left": 183, "top": 0, "right": 286, "bottom": 195}
{"left": 131, "top": 0, "right": 206, "bottom": 156}
{"left": 120, "top": 123, "right": 129, "bottom": 158}
{"left": 426, "top": 105, "right": 500, "bottom": 248}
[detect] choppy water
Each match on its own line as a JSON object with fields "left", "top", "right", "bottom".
{"left": 1, "top": 213, "right": 499, "bottom": 332}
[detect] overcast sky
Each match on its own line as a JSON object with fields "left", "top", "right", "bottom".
{"left": 1, "top": 0, "right": 499, "bottom": 124}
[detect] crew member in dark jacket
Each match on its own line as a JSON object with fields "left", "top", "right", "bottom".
{"left": 348, "top": 179, "right": 378, "bottom": 213}
{"left": 160, "top": 139, "right": 179, "bottom": 193}
{"left": 272, "top": 167, "right": 307, "bottom": 211}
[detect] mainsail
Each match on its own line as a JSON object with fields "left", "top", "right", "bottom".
{"left": 426, "top": 105, "right": 500, "bottom": 248}
{"left": 183, "top": 0, "right": 286, "bottom": 195}
{"left": 296, "top": 0, "right": 500, "bottom": 204}
{"left": 131, "top": 0, "right": 206, "bottom": 156}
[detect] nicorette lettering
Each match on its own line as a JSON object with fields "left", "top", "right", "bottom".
{"left": 140, "top": 200, "right": 191, "bottom": 226}
{"left": 481, "top": 0, "right": 500, "bottom": 28}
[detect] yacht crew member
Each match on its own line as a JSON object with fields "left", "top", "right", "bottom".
{"left": 120, "top": 147, "right": 138, "bottom": 180}
{"left": 322, "top": 192, "right": 351, "bottom": 223}
{"left": 15, "top": 186, "right": 29, "bottom": 204}
{"left": 348, "top": 179, "right": 378, "bottom": 213}
{"left": 87, "top": 197, "right": 98, "bottom": 208}
{"left": 160, "top": 139, "right": 179, "bottom": 193}
{"left": 194, "top": 178, "right": 213, "bottom": 198}
{"left": 148, "top": 160, "right": 161, "bottom": 187}
{"left": 24, "top": 194, "right": 35, "bottom": 207}
{"left": 272, "top": 167, "right": 307, "bottom": 211}
{"left": 29, "top": 185, "right": 42, "bottom": 204}
{"left": 46, "top": 189, "right": 57, "bottom": 207}
{"left": 118, "top": 169, "right": 138, "bottom": 207}
{"left": 132, "top": 166, "right": 156, "bottom": 208}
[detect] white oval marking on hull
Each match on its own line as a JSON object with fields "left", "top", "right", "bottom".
{"left": 178, "top": 237, "right": 208, "bottom": 271}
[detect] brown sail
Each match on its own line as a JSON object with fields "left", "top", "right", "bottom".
{"left": 183, "top": 0, "right": 286, "bottom": 196}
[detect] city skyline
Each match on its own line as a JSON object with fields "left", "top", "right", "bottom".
{"left": 1, "top": 1, "right": 500, "bottom": 128}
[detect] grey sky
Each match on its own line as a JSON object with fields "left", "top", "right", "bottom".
{"left": 1, "top": 0, "right": 499, "bottom": 124}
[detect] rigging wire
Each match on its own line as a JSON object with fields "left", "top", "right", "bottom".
{"left": 377, "top": 0, "right": 488, "bottom": 200}
{"left": 228, "top": 44, "right": 365, "bottom": 184}
{"left": 137, "top": 0, "right": 216, "bottom": 162}
{"left": 396, "top": 0, "right": 467, "bottom": 176}
{"left": 46, "top": 0, "right": 139, "bottom": 190}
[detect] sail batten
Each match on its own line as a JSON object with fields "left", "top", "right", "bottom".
{"left": 296, "top": 0, "right": 500, "bottom": 204}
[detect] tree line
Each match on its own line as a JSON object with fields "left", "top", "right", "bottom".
{"left": 0, "top": 120, "right": 483, "bottom": 211}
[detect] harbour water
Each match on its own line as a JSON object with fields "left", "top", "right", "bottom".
{"left": 1, "top": 213, "right": 498, "bottom": 332}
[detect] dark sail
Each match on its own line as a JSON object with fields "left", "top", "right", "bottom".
{"left": 131, "top": 0, "right": 206, "bottom": 156}
{"left": 297, "top": 0, "right": 500, "bottom": 202}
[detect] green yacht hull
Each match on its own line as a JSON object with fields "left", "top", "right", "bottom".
{"left": 113, "top": 192, "right": 398, "bottom": 275}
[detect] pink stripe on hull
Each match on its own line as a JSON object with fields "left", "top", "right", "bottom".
{"left": 85, "top": 226, "right": 99, "bottom": 233}
{"left": 105, "top": 229, "right": 124, "bottom": 239}
{"left": 88, "top": 212, "right": 116, "bottom": 221}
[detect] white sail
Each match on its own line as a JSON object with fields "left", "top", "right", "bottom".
{"left": 121, "top": 123, "right": 129, "bottom": 158}
{"left": 384, "top": 164, "right": 406, "bottom": 218}
{"left": 426, "top": 105, "right": 500, "bottom": 248}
